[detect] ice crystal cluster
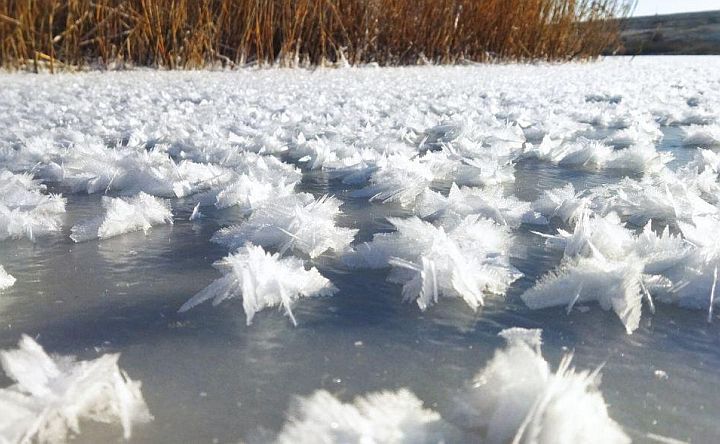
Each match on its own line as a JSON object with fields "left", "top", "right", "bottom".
{"left": 179, "top": 244, "right": 337, "bottom": 325}
{"left": 2, "top": 56, "right": 720, "bottom": 441}
{"left": 70, "top": 192, "right": 173, "bottom": 242}
{"left": 0, "top": 336, "right": 152, "bottom": 443}
{"left": 273, "top": 328, "right": 628, "bottom": 444}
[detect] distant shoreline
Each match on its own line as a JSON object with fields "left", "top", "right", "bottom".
{"left": 611, "top": 10, "right": 720, "bottom": 55}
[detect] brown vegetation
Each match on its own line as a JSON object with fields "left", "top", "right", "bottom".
{"left": 0, "top": 0, "right": 632, "bottom": 72}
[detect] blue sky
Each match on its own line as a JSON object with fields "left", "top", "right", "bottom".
{"left": 633, "top": 0, "right": 719, "bottom": 16}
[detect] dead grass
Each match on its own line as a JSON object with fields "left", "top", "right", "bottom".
{"left": 0, "top": 0, "right": 633, "bottom": 72}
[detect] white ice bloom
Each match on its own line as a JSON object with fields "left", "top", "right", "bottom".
{"left": 659, "top": 215, "right": 720, "bottom": 312}
{"left": 275, "top": 389, "right": 443, "bottom": 444}
{"left": 346, "top": 216, "right": 521, "bottom": 310}
{"left": 682, "top": 124, "right": 720, "bottom": 147}
{"left": 522, "top": 136, "right": 571, "bottom": 163}
{"left": 535, "top": 212, "right": 634, "bottom": 260}
{"left": 0, "top": 335, "right": 152, "bottom": 444}
{"left": 214, "top": 174, "right": 297, "bottom": 212}
{"left": 288, "top": 135, "right": 356, "bottom": 171}
{"left": 427, "top": 147, "right": 517, "bottom": 187}
{"left": 53, "top": 142, "right": 238, "bottom": 198}
{"left": 522, "top": 256, "right": 645, "bottom": 334}
{"left": 523, "top": 137, "right": 670, "bottom": 173}
{"left": 592, "top": 172, "right": 719, "bottom": 227}
{"left": 525, "top": 211, "right": 704, "bottom": 332}
{"left": 606, "top": 119, "right": 663, "bottom": 148}
{"left": 688, "top": 148, "right": 720, "bottom": 174}
{"left": 604, "top": 143, "right": 673, "bottom": 174}
{"left": 212, "top": 194, "right": 357, "bottom": 258}
{"left": 70, "top": 192, "right": 173, "bottom": 242}
{"left": 214, "top": 151, "right": 302, "bottom": 184}
{"left": 416, "top": 184, "right": 546, "bottom": 229}
{"left": 0, "top": 265, "right": 16, "bottom": 291}
{"left": 532, "top": 183, "right": 589, "bottom": 225}
{"left": 557, "top": 139, "right": 614, "bottom": 169}
{"left": 465, "top": 328, "right": 629, "bottom": 444}
{"left": 169, "top": 160, "right": 234, "bottom": 198}
{"left": 0, "top": 170, "right": 66, "bottom": 242}
{"left": 179, "top": 244, "right": 337, "bottom": 325}
{"left": 357, "top": 155, "right": 434, "bottom": 208}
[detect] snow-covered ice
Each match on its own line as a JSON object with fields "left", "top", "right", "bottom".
{"left": 1, "top": 56, "right": 720, "bottom": 442}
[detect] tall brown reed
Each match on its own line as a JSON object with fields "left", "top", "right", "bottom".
{"left": 0, "top": 0, "right": 633, "bottom": 71}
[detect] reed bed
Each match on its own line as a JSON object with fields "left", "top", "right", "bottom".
{"left": 0, "top": 0, "right": 633, "bottom": 71}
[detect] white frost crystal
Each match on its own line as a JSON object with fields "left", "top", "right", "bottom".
{"left": 0, "top": 265, "right": 15, "bottom": 291}
{"left": 179, "top": 244, "right": 337, "bottom": 325}
{"left": 212, "top": 194, "right": 357, "bottom": 258}
{"left": 347, "top": 216, "right": 521, "bottom": 310}
{"left": 0, "top": 170, "right": 66, "bottom": 242}
{"left": 275, "top": 389, "right": 442, "bottom": 444}
{"left": 70, "top": 192, "right": 173, "bottom": 242}
{"left": 0, "top": 335, "right": 152, "bottom": 444}
{"left": 465, "top": 328, "right": 630, "bottom": 444}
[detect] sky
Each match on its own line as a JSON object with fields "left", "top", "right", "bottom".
{"left": 632, "top": 0, "right": 720, "bottom": 17}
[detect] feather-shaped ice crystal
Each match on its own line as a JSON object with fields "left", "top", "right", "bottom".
{"left": 346, "top": 216, "right": 521, "bottom": 310}
{"left": 212, "top": 194, "right": 357, "bottom": 258}
{"left": 464, "top": 328, "right": 630, "bottom": 444}
{"left": 275, "top": 389, "right": 443, "bottom": 444}
{"left": 179, "top": 244, "right": 337, "bottom": 325}
{"left": 356, "top": 156, "right": 434, "bottom": 208}
{"left": 70, "top": 192, "right": 173, "bottom": 242}
{"left": 0, "top": 170, "right": 66, "bottom": 242}
{"left": 0, "top": 265, "right": 15, "bottom": 291}
{"left": 416, "top": 184, "right": 546, "bottom": 229}
{"left": 0, "top": 335, "right": 152, "bottom": 444}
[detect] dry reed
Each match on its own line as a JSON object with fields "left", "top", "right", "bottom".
{"left": 0, "top": 0, "right": 633, "bottom": 72}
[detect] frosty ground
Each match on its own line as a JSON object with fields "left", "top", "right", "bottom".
{"left": 1, "top": 56, "right": 720, "bottom": 443}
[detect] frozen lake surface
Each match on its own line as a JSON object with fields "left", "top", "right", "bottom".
{"left": 1, "top": 56, "right": 720, "bottom": 443}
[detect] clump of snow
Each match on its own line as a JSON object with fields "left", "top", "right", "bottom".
{"left": 463, "top": 328, "right": 630, "bottom": 444}
{"left": 70, "top": 192, "right": 173, "bottom": 242}
{"left": 212, "top": 194, "right": 357, "bottom": 258}
{"left": 0, "top": 170, "right": 66, "bottom": 242}
{"left": 179, "top": 244, "right": 337, "bottom": 325}
{"left": 275, "top": 389, "right": 443, "bottom": 444}
{"left": 0, "top": 265, "right": 15, "bottom": 290}
{"left": 0, "top": 335, "right": 152, "bottom": 443}
{"left": 346, "top": 216, "right": 521, "bottom": 310}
